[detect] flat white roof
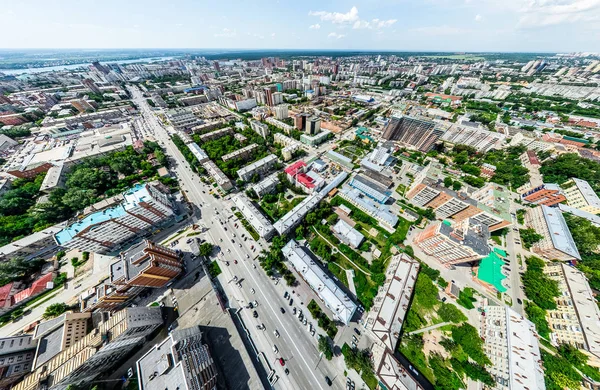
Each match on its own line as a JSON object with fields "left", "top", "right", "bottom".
{"left": 573, "top": 178, "right": 600, "bottom": 209}
{"left": 541, "top": 205, "right": 581, "bottom": 260}
{"left": 232, "top": 194, "right": 274, "bottom": 238}
{"left": 187, "top": 142, "right": 208, "bottom": 163}
{"left": 332, "top": 219, "right": 364, "bottom": 248}
{"left": 237, "top": 154, "right": 277, "bottom": 177}
{"left": 282, "top": 239, "right": 357, "bottom": 325}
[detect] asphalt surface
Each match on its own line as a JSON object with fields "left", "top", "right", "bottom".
{"left": 130, "top": 86, "right": 344, "bottom": 390}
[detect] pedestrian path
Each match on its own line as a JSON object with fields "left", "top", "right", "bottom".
{"left": 407, "top": 321, "right": 451, "bottom": 335}
{"left": 345, "top": 269, "right": 357, "bottom": 296}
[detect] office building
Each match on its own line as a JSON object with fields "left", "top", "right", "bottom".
{"left": 349, "top": 175, "right": 391, "bottom": 204}
{"left": 562, "top": 178, "right": 600, "bottom": 215}
{"left": 544, "top": 263, "right": 600, "bottom": 364}
{"left": 54, "top": 182, "right": 174, "bottom": 254}
{"left": 14, "top": 307, "right": 163, "bottom": 390}
{"left": 307, "top": 117, "right": 321, "bottom": 135}
{"left": 300, "top": 130, "right": 331, "bottom": 146}
{"left": 222, "top": 144, "right": 258, "bottom": 162}
{"left": 232, "top": 194, "right": 275, "bottom": 239}
{"left": 521, "top": 183, "right": 566, "bottom": 206}
{"left": 332, "top": 219, "right": 364, "bottom": 249}
{"left": 365, "top": 254, "right": 419, "bottom": 351}
{"left": 524, "top": 205, "right": 581, "bottom": 261}
{"left": 202, "top": 160, "right": 233, "bottom": 191}
{"left": 237, "top": 154, "right": 278, "bottom": 182}
{"left": 250, "top": 120, "right": 269, "bottom": 139}
{"left": 0, "top": 335, "right": 36, "bottom": 389}
{"left": 137, "top": 326, "right": 218, "bottom": 390}
{"left": 481, "top": 305, "right": 545, "bottom": 390}
{"left": 252, "top": 173, "right": 279, "bottom": 198}
{"left": 414, "top": 220, "right": 491, "bottom": 265}
{"left": 282, "top": 240, "right": 357, "bottom": 325}
{"left": 382, "top": 115, "right": 444, "bottom": 152}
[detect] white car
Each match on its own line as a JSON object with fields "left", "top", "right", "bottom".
{"left": 273, "top": 345, "right": 278, "bottom": 354}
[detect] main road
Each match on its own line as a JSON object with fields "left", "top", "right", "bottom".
{"left": 129, "top": 86, "right": 344, "bottom": 390}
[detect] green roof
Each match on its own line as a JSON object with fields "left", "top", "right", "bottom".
{"left": 477, "top": 248, "right": 507, "bottom": 292}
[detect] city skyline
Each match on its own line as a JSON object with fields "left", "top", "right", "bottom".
{"left": 1, "top": 0, "right": 599, "bottom": 52}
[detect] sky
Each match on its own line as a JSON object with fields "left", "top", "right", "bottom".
{"left": 1, "top": 0, "right": 599, "bottom": 52}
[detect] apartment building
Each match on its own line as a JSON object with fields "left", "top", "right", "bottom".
{"left": 54, "top": 182, "right": 174, "bottom": 254}
{"left": 414, "top": 220, "right": 491, "bottom": 265}
{"left": 252, "top": 173, "right": 279, "bottom": 198}
{"left": 544, "top": 263, "right": 600, "bottom": 364}
{"left": 382, "top": 115, "right": 444, "bottom": 152}
{"left": 272, "top": 104, "right": 289, "bottom": 120}
{"left": 524, "top": 205, "right": 581, "bottom": 261}
{"left": 300, "top": 130, "right": 331, "bottom": 147}
{"left": 249, "top": 120, "right": 269, "bottom": 139}
{"left": 222, "top": 144, "right": 258, "bottom": 162}
{"left": 198, "top": 127, "right": 233, "bottom": 142}
{"left": 187, "top": 142, "right": 209, "bottom": 163}
{"left": 562, "top": 178, "right": 600, "bottom": 215}
{"left": 237, "top": 154, "right": 278, "bottom": 182}
{"left": 274, "top": 132, "right": 301, "bottom": 161}
{"left": 14, "top": 307, "right": 163, "bottom": 390}
{"left": 232, "top": 194, "right": 275, "bottom": 240}
{"left": 202, "top": 160, "right": 233, "bottom": 191}
{"left": 0, "top": 335, "right": 37, "bottom": 389}
{"left": 265, "top": 117, "right": 294, "bottom": 134}
{"left": 481, "top": 305, "right": 545, "bottom": 390}
{"left": 137, "top": 326, "right": 218, "bottom": 390}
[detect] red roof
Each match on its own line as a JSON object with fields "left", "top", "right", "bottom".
{"left": 0, "top": 283, "right": 13, "bottom": 308}
{"left": 527, "top": 150, "right": 540, "bottom": 166}
{"left": 297, "top": 173, "right": 316, "bottom": 188}
{"left": 284, "top": 160, "right": 306, "bottom": 176}
{"left": 12, "top": 273, "right": 54, "bottom": 304}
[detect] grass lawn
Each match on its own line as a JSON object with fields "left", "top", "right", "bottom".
{"left": 491, "top": 235, "right": 502, "bottom": 245}
{"left": 328, "top": 262, "right": 349, "bottom": 287}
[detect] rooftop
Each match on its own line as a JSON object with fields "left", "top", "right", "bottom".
{"left": 541, "top": 205, "right": 581, "bottom": 260}
{"left": 572, "top": 178, "right": 600, "bottom": 209}
{"left": 332, "top": 219, "right": 364, "bottom": 248}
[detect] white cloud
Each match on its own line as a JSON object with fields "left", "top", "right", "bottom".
{"left": 214, "top": 28, "right": 237, "bottom": 38}
{"left": 410, "top": 25, "right": 472, "bottom": 36}
{"left": 328, "top": 32, "right": 346, "bottom": 39}
{"left": 353, "top": 18, "right": 397, "bottom": 29}
{"left": 309, "top": 6, "right": 359, "bottom": 24}
{"left": 271, "top": 33, "right": 276, "bottom": 38}
{"left": 516, "top": 0, "right": 600, "bottom": 28}
{"left": 474, "top": 14, "right": 483, "bottom": 22}
{"left": 309, "top": 24, "right": 321, "bottom": 30}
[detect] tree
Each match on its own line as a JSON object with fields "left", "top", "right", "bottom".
{"left": 438, "top": 303, "right": 467, "bottom": 323}
{"left": 443, "top": 177, "right": 453, "bottom": 188}
{"left": 452, "top": 181, "right": 462, "bottom": 191}
{"left": 44, "top": 303, "right": 69, "bottom": 319}
{"left": 519, "top": 228, "right": 544, "bottom": 249}
{"left": 318, "top": 336, "right": 334, "bottom": 360}
{"left": 451, "top": 324, "right": 491, "bottom": 366}
{"left": 199, "top": 243, "right": 214, "bottom": 257}
{"left": 413, "top": 273, "right": 438, "bottom": 310}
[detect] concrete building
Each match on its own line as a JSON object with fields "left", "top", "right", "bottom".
{"left": 187, "top": 142, "right": 209, "bottom": 163}
{"left": 521, "top": 183, "right": 566, "bottom": 206}
{"left": 284, "top": 160, "right": 325, "bottom": 194}
{"left": 202, "top": 160, "right": 233, "bottom": 191}
{"left": 265, "top": 117, "right": 294, "bottom": 134}
{"left": 252, "top": 173, "right": 279, "bottom": 198}
{"left": 294, "top": 113, "right": 308, "bottom": 130}
{"left": 136, "top": 326, "right": 218, "bottom": 390}
{"left": 237, "top": 154, "right": 278, "bottom": 182}
{"left": 222, "top": 144, "right": 258, "bottom": 162}
{"left": 382, "top": 115, "right": 444, "bottom": 152}
{"left": 326, "top": 150, "right": 353, "bottom": 170}
{"left": 232, "top": 194, "right": 275, "bottom": 239}
{"left": 414, "top": 219, "right": 491, "bottom": 265}
{"left": 331, "top": 219, "right": 364, "bottom": 249}
{"left": 14, "top": 307, "right": 162, "bottom": 390}
{"left": 0, "top": 222, "right": 67, "bottom": 262}
{"left": 39, "top": 163, "right": 67, "bottom": 194}
{"left": 300, "top": 130, "right": 331, "bottom": 146}
{"left": 282, "top": 240, "right": 357, "bottom": 325}
{"left": 481, "top": 305, "right": 545, "bottom": 390}
{"left": 54, "top": 182, "right": 174, "bottom": 254}
{"left": 349, "top": 175, "right": 391, "bottom": 204}
{"left": 525, "top": 205, "right": 581, "bottom": 261}
{"left": 365, "top": 254, "right": 419, "bottom": 351}
{"left": 306, "top": 117, "right": 321, "bottom": 135}
{"left": 272, "top": 104, "right": 289, "bottom": 120}
{"left": 234, "top": 98, "right": 257, "bottom": 112}
{"left": 440, "top": 123, "right": 505, "bottom": 152}
{"left": 545, "top": 263, "right": 600, "bottom": 364}
{"left": 338, "top": 185, "right": 398, "bottom": 231}
{"left": 166, "top": 108, "right": 200, "bottom": 130}
{"left": 0, "top": 335, "right": 36, "bottom": 389}
{"left": 198, "top": 127, "right": 233, "bottom": 142}
{"left": 274, "top": 133, "right": 301, "bottom": 161}
{"left": 562, "top": 178, "right": 600, "bottom": 215}
{"left": 249, "top": 120, "right": 269, "bottom": 139}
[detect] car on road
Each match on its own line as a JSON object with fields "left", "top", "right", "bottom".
{"left": 352, "top": 335, "right": 358, "bottom": 343}
{"left": 273, "top": 345, "right": 278, "bottom": 354}
{"left": 253, "top": 311, "right": 258, "bottom": 318}
{"left": 284, "top": 368, "right": 289, "bottom": 375}
{"left": 517, "top": 298, "right": 523, "bottom": 305}
{"left": 325, "top": 376, "right": 332, "bottom": 386}
{"left": 274, "top": 330, "right": 280, "bottom": 338}
{"left": 280, "top": 307, "right": 286, "bottom": 314}
{"left": 289, "top": 298, "right": 293, "bottom": 306}
{"left": 284, "top": 291, "right": 289, "bottom": 299}
{"left": 354, "top": 328, "right": 361, "bottom": 336}
{"left": 279, "top": 358, "right": 285, "bottom": 366}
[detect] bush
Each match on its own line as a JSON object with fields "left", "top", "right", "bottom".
{"left": 43, "top": 303, "right": 69, "bottom": 319}
{"left": 438, "top": 303, "right": 467, "bottom": 323}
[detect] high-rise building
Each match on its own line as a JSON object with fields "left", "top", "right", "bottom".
{"left": 273, "top": 104, "right": 289, "bottom": 120}
{"left": 307, "top": 116, "right": 321, "bottom": 135}
{"left": 137, "top": 326, "right": 218, "bottom": 390}
{"left": 294, "top": 113, "right": 308, "bottom": 130}
{"left": 82, "top": 78, "right": 101, "bottom": 94}
{"left": 382, "top": 115, "right": 444, "bottom": 152}
{"left": 213, "top": 61, "right": 220, "bottom": 72}
{"left": 264, "top": 86, "right": 277, "bottom": 106}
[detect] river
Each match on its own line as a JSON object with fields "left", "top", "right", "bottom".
{"left": 0, "top": 56, "right": 175, "bottom": 75}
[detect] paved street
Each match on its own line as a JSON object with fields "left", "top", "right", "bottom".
{"left": 130, "top": 86, "right": 346, "bottom": 390}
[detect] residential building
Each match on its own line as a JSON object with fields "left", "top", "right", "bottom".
{"left": 307, "top": 117, "right": 321, "bottom": 135}
{"left": 414, "top": 220, "right": 491, "bottom": 265}
{"left": 562, "top": 178, "right": 600, "bottom": 215}
{"left": 252, "top": 173, "right": 279, "bottom": 198}
{"left": 222, "top": 144, "right": 258, "bottom": 162}
{"left": 559, "top": 203, "right": 600, "bottom": 227}
{"left": 521, "top": 183, "right": 566, "bottom": 206}
{"left": 0, "top": 335, "right": 37, "bottom": 389}
{"left": 249, "top": 120, "right": 269, "bottom": 139}
{"left": 198, "top": 127, "right": 233, "bottom": 142}
{"left": 524, "top": 205, "right": 581, "bottom": 261}
{"left": 0, "top": 222, "right": 67, "bottom": 262}
{"left": 349, "top": 175, "right": 391, "bottom": 204}
{"left": 0, "top": 134, "right": 18, "bottom": 153}
{"left": 14, "top": 307, "right": 162, "bottom": 390}
{"left": 274, "top": 133, "right": 301, "bottom": 161}
{"left": 237, "top": 154, "right": 278, "bottom": 182}
{"left": 39, "top": 163, "right": 66, "bottom": 194}
{"left": 365, "top": 254, "right": 419, "bottom": 351}
{"left": 382, "top": 115, "right": 444, "bottom": 152}
{"left": 54, "top": 182, "right": 174, "bottom": 254}
{"left": 187, "top": 142, "right": 209, "bottom": 163}
{"left": 282, "top": 240, "right": 357, "bottom": 325}
{"left": 332, "top": 219, "right": 364, "bottom": 249}
{"left": 338, "top": 185, "right": 398, "bottom": 231}
{"left": 137, "top": 326, "right": 218, "bottom": 390}
{"left": 82, "top": 78, "right": 101, "bottom": 94}
{"left": 300, "top": 131, "right": 331, "bottom": 146}
{"left": 294, "top": 113, "right": 308, "bottom": 130}
{"left": 234, "top": 98, "right": 257, "bottom": 112}
{"left": 232, "top": 194, "right": 275, "bottom": 240}
{"left": 202, "top": 160, "right": 233, "bottom": 191}
{"left": 265, "top": 117, "right": 294, "bottom": 134}
{"left": 273, "top": 104, "right": 289, "bottom": 120}
{"left": 481, "top": 305, "right": 545, "bottom": 390}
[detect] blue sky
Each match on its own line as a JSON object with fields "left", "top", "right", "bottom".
{"left": 1, "top": 0, "right": 599, "bottom": 52}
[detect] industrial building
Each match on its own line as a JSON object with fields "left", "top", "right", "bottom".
{"left": 382, "top": 115, "right": 444, "bottom": 152}
{"left": 232, "top": 194, "right": 275, "bottom": 239}
{"left": 54, "top": 182, "right": 175, "bottom": 254}
{"left": 136, "top": 326, "right": 218, "bottom": 390}
{"left": 524, "top": 205, "right": 581, "bottom": 261}
{"left": 282, "top": 240, "right": 357, "bottom": 325}
{"left": 237, "top": 154, "right": 278, "bottom": 182}
{"left": 166, "top": 108, "right": 201, "bottom": 130}
{"left": 338, "top": 185, "right": 398, "bottom": 231}
{"left": 349, "top": 175, "right": 391, "bottom": 204}
{"left": 440, "top": 123, "right": 505, "bottom": 152}
{"left": 325, "top": 150, "right": 354, "bottom": 169}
